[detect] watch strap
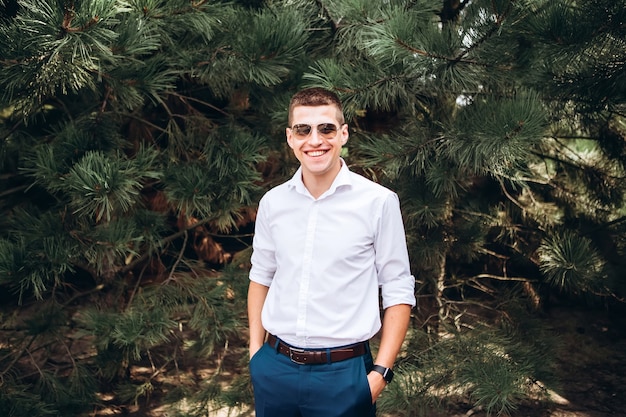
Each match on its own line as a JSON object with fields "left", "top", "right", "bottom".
{"left": 372, "top": 364, "right": 394, "bottom": 383}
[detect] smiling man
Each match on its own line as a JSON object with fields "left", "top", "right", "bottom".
{"left": 247, "top": 87, "right": 416, "bottom": 417}
{"left": 285, "top": 98, "right": 348, "bottom": 198}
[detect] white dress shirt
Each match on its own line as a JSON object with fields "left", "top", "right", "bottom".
{"left": 249, "top": 160, "right": 416, "bottom": 348}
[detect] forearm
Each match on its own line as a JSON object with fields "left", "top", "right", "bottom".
{"left": 247, "top": 281, "right": 270, "bottom": 357}
{"left": 367, "top": 303, "right": 412, "bottom": 402}
{"left": 374, "top": 303, "right": 412, "bottom": 368}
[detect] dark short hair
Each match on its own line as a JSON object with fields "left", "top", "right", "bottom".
{"left": 288, "top": 87, "right": 344, "bottom": 126}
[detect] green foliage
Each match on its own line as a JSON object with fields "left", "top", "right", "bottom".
{"left": 444, "top": 92, "right": 547, "bottom": 176}
{"left": 0, "top": 0, "right": 624, "bottom": 415}
{"left": 164, "top": 125, "right": 265, "bottom": 225}
{"left": 0, "top": 383, "right": 59, "bottom": 417}
{"left": 539, "top": 229, "right": 606, "bottom": 293}
{"left": 378, "top": 306, "right": 556, "bottom": 416}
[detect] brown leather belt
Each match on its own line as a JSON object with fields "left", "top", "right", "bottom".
{"left": 267, "top": 334, "right": 367, "bottom": 365}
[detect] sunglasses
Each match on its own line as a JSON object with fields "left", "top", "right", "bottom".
{"left": 289, "top": 123, "right": 340, "bottom": 139}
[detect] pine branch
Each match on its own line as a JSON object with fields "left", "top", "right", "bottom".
{"left": 0, "top": 184, "right": 28, "bottom": 198}
{"left": 61, "top": 6, "right": 99, "bottom": 34}
{"left": 451, "top": 0, "right": 513, "bottom": 64}
{"left": 119, "top": 217, "right": 212, "bottom": 276}
{"left": 161, "top": 230, "right": 188, "bottom": 286}
{"left": 471, "top": 273, "right": 535, "bottom": 283}
{"left": 0, "top": 334, "right": 38, "bottom": 379}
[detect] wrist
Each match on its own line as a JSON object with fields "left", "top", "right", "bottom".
{"left": 371, "top": 364, "right": 394, "bottom": 384}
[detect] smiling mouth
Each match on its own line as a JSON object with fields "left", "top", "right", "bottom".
{"left": 306, "top": 150, "right": 328, "bottom": 157}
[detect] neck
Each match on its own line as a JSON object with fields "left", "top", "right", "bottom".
{"left": 302, "top": 160, "right": 342, "bottom": 199}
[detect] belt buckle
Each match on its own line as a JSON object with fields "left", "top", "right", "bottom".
{"left": 288, "top": 346, "right": 307, "bottom": 365}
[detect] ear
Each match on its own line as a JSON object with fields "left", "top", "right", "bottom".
{"left": 286, "top": 127, "right": 295, "bottom": 149}
{"left": 340, "top": 124, "right": 349, "bottom": 146}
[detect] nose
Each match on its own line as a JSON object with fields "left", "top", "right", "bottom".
{"left": 307, "top": 128, "right": 323, "bottom": 146}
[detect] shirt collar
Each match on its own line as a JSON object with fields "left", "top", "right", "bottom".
{"left": 288, "top": 158, "right": 352, "bottom": 198}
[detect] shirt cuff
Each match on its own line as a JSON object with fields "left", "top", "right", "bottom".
{"left": 381, "top": 275, "right": 416, "bottom": 309}
{"left": 249, "top": 272, "right": 273, "bottom": 287}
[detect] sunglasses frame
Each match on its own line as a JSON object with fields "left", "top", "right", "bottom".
{"left": 289, "top": 123, "right": 341, "bottom": 139}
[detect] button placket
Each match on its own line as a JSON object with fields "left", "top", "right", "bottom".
{"left": 296, "top": 201, "right": 319, "bottom": 340}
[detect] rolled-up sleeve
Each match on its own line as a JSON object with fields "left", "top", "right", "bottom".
{"left": 249, "top": 197, "right": 276, "bottom": 287}
{"left": 375, "top": 193, "right": 416, "bottom": 309}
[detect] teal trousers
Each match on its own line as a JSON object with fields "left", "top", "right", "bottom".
{"left": 249, "top": 339, "right": 377, "bottom": 417}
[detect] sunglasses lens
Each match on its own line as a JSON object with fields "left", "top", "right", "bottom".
{"left": 292, "top": 124, "right": 312, "bottom": 137}
{"left": 317, "top": 123, "right": 337, "bottom": 137}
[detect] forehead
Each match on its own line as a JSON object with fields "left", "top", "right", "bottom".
{"left": 291, "top": 105, "right": 341, "bottom": 125}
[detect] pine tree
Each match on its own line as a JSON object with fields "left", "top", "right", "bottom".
{"left": 299, "top": 0, "right": 625, "bottom": 414}
{"left": 0, "top": 0, "right": 624, "bottom": 416}
{"left": 0, "top": 0, "right": 308, "bottom": 415}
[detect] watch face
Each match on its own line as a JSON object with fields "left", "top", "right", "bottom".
{"left": 384, "top": 368, "right": 394, "bottom": 383}
{"left": 373, "top": 365, "right": 394, "bottom": 383}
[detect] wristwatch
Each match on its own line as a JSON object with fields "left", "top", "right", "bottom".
{"left": 372, "top": 365, "right": 394, "bottom": 383}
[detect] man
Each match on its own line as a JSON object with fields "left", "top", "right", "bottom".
{"left": 247, "top": 87, "right": 415, "bottom": 417}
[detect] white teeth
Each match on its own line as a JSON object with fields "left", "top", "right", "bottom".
{"left": 308, "top": 150, "right": 326, "bottom": 157}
